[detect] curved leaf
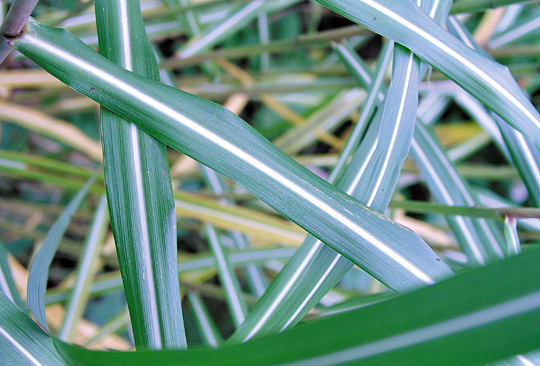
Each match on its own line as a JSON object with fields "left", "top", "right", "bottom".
{"left": 53, "top": 248, "right": 540, "bottom": 366}
{"left": 315, "top": 0, "right": 540, "bottom": 148}
{"left": 0, "top": 292, "right": 66, "bottom": 366}
{"left": 95, "top": 0, "right": 186, "bottom": 349}
{"left": 9, "top": 19, "right": 452, "bottom": 292}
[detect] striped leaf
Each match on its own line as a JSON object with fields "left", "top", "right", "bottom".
{"left": 9, "top": 18, "right": 452, "bottom": 293}
{"left": 51, "top": 247, "right": 540, "bottom": 366}
{"left": 315, "top": 0, "right": 540, "bottom": 148}
{"left": 0, "top": 292, "right": 66, "bottom": 366}
{"left": 95, "top": 0, "right": 186, "bottom": 349}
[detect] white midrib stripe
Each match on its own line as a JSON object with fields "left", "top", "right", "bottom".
{"left": 0, "top": 324, "right": 43, "bottom": 366}
{"left": 411, "top": 134, "right": 485, "bottom": 265}
{"left": 366, "top": 52, "right": 415, "bottom": 206}
{"left": 254, "top": 52, "right": 421, "bottom": 339}
{"left": 180, "top": 0, "right": 265, "bottom": 58}
{"left": 364, "top": 0, "right": 540, "bottom": 131}
{"left": 119, "top": 0, "right": 162, "bottom": 349}
{"left": 283, "top": 290, "right": 540, "bottom": 366}
{"left": 23, "top": 32, "right": 434, "bottom": 296}
{"left": 206, "top": 224, "right": 245, "bottom": 325}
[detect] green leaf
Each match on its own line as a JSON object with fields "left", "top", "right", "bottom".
{"left": 44, "top": 248, "right": 295, "bottom": 307}
{"left": 446, "top": 15, "right": 540, "bottom": 208}
{"left": 315, "top": 0, "right": 540, "bottom": 148}
{"left": 53, "top": 248, "right": 540, "bottom": 366}
{"left": 0, "top": 242, "right": 24, "bottom": 309}
{"left": 95, "top": 0, "right": 186, "bottom": 349}
{"left": 26, "top": 174, "right": 96, "bottom": 331}
{"left": 229, "top": 0, "right": 453, "bottom": 339}
{"left": 186, "top": 292, "right": 223, "bottom": 348}
{"left": 0, "top": 292, "right": 66, "bottom": 366}
{"left": 411, "top": 122, "right": 505, "bottom": 266}
{"left": 176, "top": 0, "right": 301, "bottom": 59}
{"left": 57, "top": 194, "right": 108, "bottom": 342}
{"left": 10, "top": 19, "right": 452, "bottom": 293}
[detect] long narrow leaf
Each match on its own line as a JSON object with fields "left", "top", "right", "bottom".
{"left": 316, "top": 0, "right": 540, "bottom": 148}
{"left": 27, "top": 175, "right": 95, "bottom": 331}
{"left": 0, "top": 292, "right": 66, "bottom": 366}
{"left": 9, "top": 19, "right": 452, "bottom": 292}
{"left": 95, "top": 0, "right": 186, "bottom": 349}
{"left": 0, "top": 242, "right": 24, "bottom": 309}
{"left": 54, "top": 247, "right": 540, "bottom": 366}
{"left": 57, "top": 194, "right": 108, "bottom": 342}
{"left": 229, "top": 0, "right": 454, "bottom": 342}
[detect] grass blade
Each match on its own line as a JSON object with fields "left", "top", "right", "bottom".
{"left": 26, "top": 175, "right": 95, "bottom": 331}
{"left": 10, "top": 19, "right": 452, "bottom": 292}
{"left": 504, "top": 216, "right": 520, "bottom": 257}
{"left": 95, "top": 0, "right": 186, "bottom": 349}
{"left": 316, "top": 0, "right": 540, "bottom": 148}
{"left": 229, "top": 0, "right": 451, "bottom": 341}
{"left": 447, "top": 16, "right": 540, "bottom": 207}
{"left": 186, "top": 292, "right": 223, "bottom": 348}
{"left": 54, "top": 247, "right": 540, "bottom": 366}
{"left": 0, "top": 292, "right": 66, "bottom": 366}
{"left": 411, "top": 123, "right": 505, "bottom": 266}
{"left": 200, "top": 166, "right": 268, "bottom": 297}
{"left": 44, "top": 248, "right": 295, "bottom": 307}
{"left": 0, "top": 242, "right": 24, "bottom": 309}
{"left": 204, "top": 223, "right": 248, "bottom": 328}
{"left": 176, "top": 0, "right": 300, "bottom": 59}
{"left": 57, "top": 195, "right": 108, "bottom": 342}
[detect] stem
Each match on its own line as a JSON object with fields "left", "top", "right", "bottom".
{"left": 0, "top": 0, "right": 39, "bottom": 36}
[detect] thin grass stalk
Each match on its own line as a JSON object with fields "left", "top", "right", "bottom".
{"left": 204, "top": 222, "right": 248, "bottom": 327}
{"left": 186, "top": 292, "right": 223, "bottom": 348}
{"left": 175, "top": 0, "right": 298, "bottom": 59}
{"left": 447, "top": 16, "right": 540, "bottom": 207}
{"left": 0, "top": 243, "right": 24, "bottom": 308}
{"left": 200, "top": 166, "right": 268, "bottom": 297}
{"left": 411, "top": 122, "right": 506, "bottom": 266}
{"left": 449, "top": 0, "right": 538, "bottom": 14}
{"left": 257, "top": 11, "right": 270, "bottom": 72}
{"left": 44, "top": 248, "right": 295, "bottom": 307}
{"left": 316, "top": 0, "right": 540, "bottom": 149}
{"left": 57, "top": 195, "right": 108, "bottom": 342}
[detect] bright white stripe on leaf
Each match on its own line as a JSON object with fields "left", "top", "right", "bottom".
{"left": 489, "top": 16, "right": 540, "bottom": 49}
{"left": 517, "top": 354, "right": 535, "bottom": 366}
{"left": 280, "top": 254, "right": 342, "bottom": 331}
{"left": 23, "top": 34, "right": 435, "bottom": 300}
{"left": 0, "top": 324, "right": 43, "bottom": 366}
{"left": 242, "top": 241, "right": 326, "bottom": 341}
{"left": 364, "top": 0, "right": 540, "bottom": 133}
{"left": 283, "top": 290, "right": 540, "bottom": 366}
{"left": 367, "top": 52, "right": 415, "bottom": 206}
{"left": 411, "top": 135, "right": 485, "bottom": 265}
{"left": 512, "top": 130, "right": 540, "bottom": 189}
{"left": 505, "top": 216, "right": 520, "bottom": 257}
{"left": 179, "top": 0, "right": 265, "bottom": 58}
{"left": 119, "top": 0, "right": 162, "bottom": 348}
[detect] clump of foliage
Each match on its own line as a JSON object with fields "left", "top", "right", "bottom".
{"left": 1, "top": 0, "right": 540, "bottom": 365}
